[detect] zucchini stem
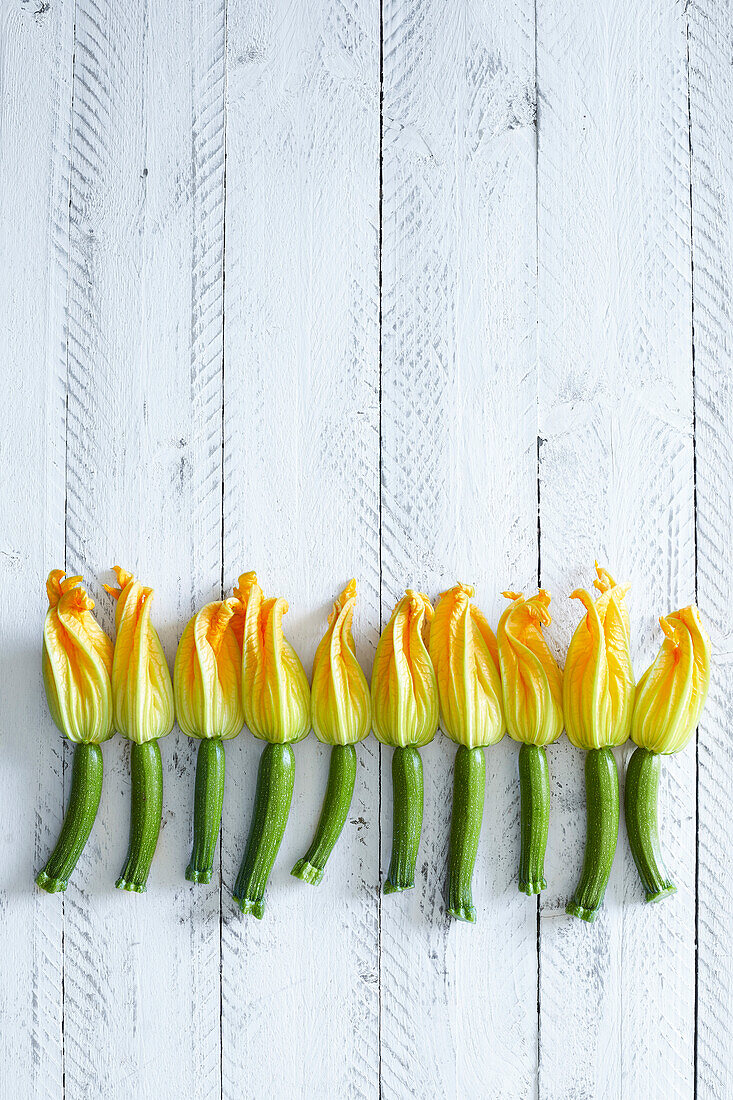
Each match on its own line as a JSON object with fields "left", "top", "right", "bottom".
{"left": 624, "top": 746, "right": 676, "bottom": 903}
{"left": 36, "top": 742, "right": 103, "bottom": 894}
{"left": 566, "top": 746, "right": 619, "bottom": 922}
{"left": 292, "top": 743, "right": 356, "bottom": 885}
{"left": 384, "top": 745, "right": 423, "bottom": 894}
{"left": 233, "top": 742, "right": 295, "bottom": 917}
{"left": 447, "top": 745, "right": 485, "bottom": 922}
{"left": 116, "top": 740, "right": 163, "bottom": 893}
{"left": 186, "top": 738, "right": 225, "bottom": 884}
{"left": 518, "top": 743, "right": 550, "bottom": 895}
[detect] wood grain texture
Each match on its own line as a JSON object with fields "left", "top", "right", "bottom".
{"left": 536, "top": 1, "right": 696, "bottom": 1097}
{"left": 4, "top": 0, "right": 733, "bottom": 1095}
{"left": 0, "top": 1, "right": 73, "bottom": 1096}
{"left": 62, "top": 1, "right": 226, "bottom": 1095}
{"left": 221, "top": 1, "right": 380, "bottom": 1097}
{"left": 688, "top": 0, "right": 733, "bottom": 1096}
{"left": 380, "top": 1, "right": 538, "bottom": 1095}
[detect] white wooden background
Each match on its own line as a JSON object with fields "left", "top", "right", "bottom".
{"left": 0, "top": 0, "right": 730, "bottom": 1096}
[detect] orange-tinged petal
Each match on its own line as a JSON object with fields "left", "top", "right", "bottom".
{"left": 42, "top": 570, "right": 114, "bottom": 744}
{"left": 498, "top": 589, "right": 563, "bottom": 747}
{"left": 106, "top": 568, "right": 174, "bottom": 744}
{"left": 631, "top": 605, "right": 711, "bottom": 754}
{"left": 563, "top": 567, "right": 634, "bottom": 750}
{"left": 311, "top": 581, "right": 371, "bottom": 745}
{"left": 242, "top": 576, "right": 310, "bottom": 744}
{"left": 429, "top": 583, "right": 505, "bottom": 748}
{"left": 372, "top": 590, "right": 438, "bottom": 748}
{"left": 174, "top": 598, "right": 244, "bottom": 740}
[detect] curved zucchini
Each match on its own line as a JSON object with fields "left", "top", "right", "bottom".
{"left": 518, "top": 743, "right": 550, "bottom": 895}
{"left": 624, "top": 746, "right": 676, "bottom": 903}
{"left": 447, "top": 745, "right": 485, "bottom": 922}
{"left": 116, "top": 740, "right": 163, "bottom": 893}
{"left": 292, "top": 743, "right": 356, "bottom": 885}
{"left": 384, "top": 745, "right": 423, "bottom": 894}
{"left": 36, "top": 742, "right": 103, "bottom": 894}
{"left": 566, "top": 747, "right": 619, "bottom": 922}
{"left": 186, "top": 738, "right": 226, "bottom": 884}
{"left": 233, "top": 742, "right": 295, "bottom": 917}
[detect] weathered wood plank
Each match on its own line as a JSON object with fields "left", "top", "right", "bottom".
{"left": 536, "top": 1, "right": 695, "bottom": 1096}
{"left": 221, "top": 1, "right": 380, "bottom": 1096}
{"left": 688, "top": 0, "right": 733, "bottom": 1095}
{"left": 379, "top": 1, "right": 539, "bottom": 1095}
{"left": 0, "top": 2, "right": 73, "bottom": 1096}
{"left": 62, "top": 1, "right": 226, "bottom": 1095}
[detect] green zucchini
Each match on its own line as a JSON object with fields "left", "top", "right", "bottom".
{"left": 291, "top": 743, "right": 356, "bottom": 885}
{"left": 36, "top": 742, "right": 103, "bottom": 893}
{"left": 186, "top": 738, "right": 225, "bottom": 884}
{"left": 233, "top": 742, "right": 295, "bottom": 917}
{"left": 518, "top": 743, "right": 550, "bottom": 895}
{"left": 447, "top": 744, "right": 485, "bottom": 922}
{"left": 384, "top": 745, "right": 423, "bottom": 894}
{"left": 116, "top": 740, "right": 163, "bottom": 893}
{"left": 566, "top": 746, "right": 619, "bottom": 922}
{"left": 624, "top": 746, "right": 676, "bottom": 903}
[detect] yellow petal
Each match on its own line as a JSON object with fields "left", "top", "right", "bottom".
{"left": 311, "top": 581, "right": 371, "bottom": 745}
{"left": 631, "top": 605, "right": 711, "bottom": 754}
{"left": 372, "top": 590, "right": 439, "bottom": 748}
{"left": 563, "top": 567, "right": 634, "bottom": 750}
{"left": 242, "top": 577, "right": 310, "bottom": 744}
{"left": 107, "top": 569, "right": 174, "bottom": 744}
{"left": 498, "top": 589, "right": 563, "bottom": 746}
{"left": 42, "top": 570, "right": 114, "bottom": 744}
{"left": 429, "top": 583, "right": 505, "bottom": 748}
{"left": 174, "top": 598, "right": 244, "bottom": 740}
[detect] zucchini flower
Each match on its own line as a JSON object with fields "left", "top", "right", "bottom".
{"left": 625, "top": 606, "right": 711, "bottom": 903}
{"left": 37, "top": 571, "right": 113, "bottom": 893}
{"left": 105, "top": 567, "right": 174, "bottom": 893}
{"left": 563, "top": 564, "right": 634, "bottom": 922}
{"left": 429, "top": 583, "right": 504, "bottom": 922}
{"left": 233, "top": 573, "right": 310, "bottom": 917}
{"left": 497, "top": 589, "right": 563, "bottom": 896}
{"left": 292, "top": 581, "right": 371, "bottom": 885}
{"left": 372, "top": 590, "right": 438, "bottom": 894}
{"left": 175, "top": 597, "right": 246, "bottom": 884}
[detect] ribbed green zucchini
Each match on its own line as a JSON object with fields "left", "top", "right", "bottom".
{"left": 624, "top": 746, "right": 676, "bottom": 903}
{"left": 566, "top": 747, "right": 619, "bottom": 922}
{"left": 186, "top": 738, "right": 225, "bottom": 884}
{"left": 447, "top": 745, "right": 485, "bottom": 922}
{"left": 36, "top": 742, "right": 104, "bottom": 894}
{"left": 233, "top": 742, "right": 295, "bottom": 917}
{"left": 116, "top": 740, "right": 163, "bottom": 893}
{"left": 384, "top": 745, "right": 423, "bottom": 894}
{"left": 518, "top": 743, "right": 550, "bottom": 895}
{"left": 292, "top": 743, "right": 356, "bottom": 885}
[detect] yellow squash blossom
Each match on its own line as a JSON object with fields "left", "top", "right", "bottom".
{"left": 625, "top": 603, "right": 711, "bottom": 905}
{"left": 104, "top": 567, "right": 174, "bottom": 744}
{"left": 311, "top": 580, "right": 371, "bottom": 745}
{"left": 371, "top": 590, "right": 438, "bottom": 748}
{"left": 563, "top": 564, "right": 634, "bottom": 750}
{"left": 428, "top": 582, "right": 502, "bottom": 921}
{"left": 175, "top": 598, "right": 245, "bottom": 740}
{"left": 429, "top": 582, "right": 504, "bottom": 749}
{"left": 292, "top": 581, "right": 370, "bottom": 886}
{"left": 241, "top": 572, "right": 310, "bottom": 744}
{"left": 43, "top": 570, "right": 114, "bottom": 744}
{"left": 498, "top": 589, "right": 563, "bottom": 747}
{"left": 631, "top": 606, "right": 711, "bottom": 755}
{"left": 234, "top": 572, "right": 309, "bottom": 916}
{"left": 37, "top": 571, "right": 114, "bottom": 893}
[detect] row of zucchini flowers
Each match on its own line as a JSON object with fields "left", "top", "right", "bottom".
{"left": 37, "top": 564, "right": 710, "bottom": 924}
